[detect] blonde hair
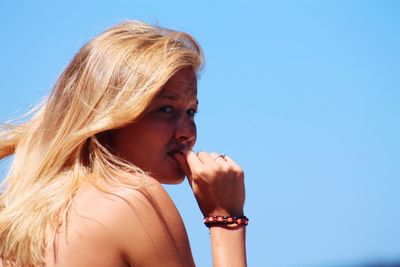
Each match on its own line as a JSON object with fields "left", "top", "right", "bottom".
{"left": 0, "top": 20, "right": 203, "bottom": 266}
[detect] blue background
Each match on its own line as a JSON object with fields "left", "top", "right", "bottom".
{"left": 1, "top": 1, "right": 399, "bottom": 266}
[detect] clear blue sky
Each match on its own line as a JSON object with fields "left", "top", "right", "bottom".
{"left": 1, "top": 1, "right": 399, "bottom": 266}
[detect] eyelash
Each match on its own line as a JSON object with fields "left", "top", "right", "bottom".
{"left": 157, "top": 106, "right": 198, "bottom": 117}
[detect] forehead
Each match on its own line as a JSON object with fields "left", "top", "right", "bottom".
{"left": 157, "top": 68, "right": 198, "bottom": 102}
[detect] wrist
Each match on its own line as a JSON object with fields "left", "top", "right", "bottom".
{"left": 205, "top": 208, "right": 244, "bottom": 217}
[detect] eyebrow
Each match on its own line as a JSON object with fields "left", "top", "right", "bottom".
{"left": 159, "top": 94, "right": 178, "bottom": 100}
{"left": 158, "top": 93, "right": 199, "bottom": 104}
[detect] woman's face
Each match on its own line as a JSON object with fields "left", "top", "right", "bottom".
{"left": 111, "top": 68, "right": 198, "bottom": 184}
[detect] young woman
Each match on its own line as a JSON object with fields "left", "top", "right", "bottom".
{"left": 0, "top": 20, "right": 247, "bottom": 267}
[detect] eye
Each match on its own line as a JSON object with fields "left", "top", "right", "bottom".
{"left": 187, "top": 108, "right": 198, "bottom": 117}
{"left": 157, "top": 106, "right": 173, "bottom": 113}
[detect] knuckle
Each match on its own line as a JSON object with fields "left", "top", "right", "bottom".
{"left": 197, "top": 151, "right": 207, "bottom": 157}
{"left": 220, "top": 164, "right": 230, "bottom": 173}
{"left": 233, "top": 166, "right": 244, "bottom": 176}
{"left": 210, "top": 152, "right": 218, "bottom": 159}
{"left": 210, "top": 152, "right": 218, "bottom": 157}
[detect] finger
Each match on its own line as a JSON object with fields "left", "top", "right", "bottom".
{"left": 174, "top": 152, "right": 192, "bottom": 179}
{"left": 197, "top": 151, "right": 216, "bottom": 166}
{"left": 186, "top": 150, "right": 204, "bottom": 177}
{"left": 186, "top": 150, "right": 204, "bottom": 170}
{"left": 209, "top": 152, "right": 220, "bottom": 160}
{"left": 224, "top": 156, "right": 244, "bottom": 173}
{"left": 211, "top": 152, "right": 229, "bottom": 165}
{"left": 174, "top": 152, "right": 195, "bottom": 188}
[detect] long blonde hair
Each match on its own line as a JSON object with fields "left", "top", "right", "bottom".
{"left": 0, "top": 20, "right": 203, "bottom": 266}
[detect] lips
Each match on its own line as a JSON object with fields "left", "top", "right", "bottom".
{"left": 167, "top": 150, "right": 183, "bottom": 161}
{"left": 167, "top": 149, "right": 186, "bottom": 168}
{"left": 167, "top": 143, "right": 186, "bottom": 156}
{"left": 168, "top": 150, "right": 184, "bottom": 157}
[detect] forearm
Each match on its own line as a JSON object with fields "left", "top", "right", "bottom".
{"left": 210, "top": 226, "right": 247, "bottom": 267}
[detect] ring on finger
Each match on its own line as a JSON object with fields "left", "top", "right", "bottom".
{"left": 214, "top": 154, "right": 227, "bottom": 161}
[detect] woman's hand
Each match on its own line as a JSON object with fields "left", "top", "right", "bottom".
{"left": 175, "top": 150, "right": 248, "bottom": 267}
{"left": 175, "top": 150, "right": 245, "bottom": 217}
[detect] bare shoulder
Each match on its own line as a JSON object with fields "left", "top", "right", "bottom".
{"left": 46, "top": 177, "right": 194, "bottom": 267}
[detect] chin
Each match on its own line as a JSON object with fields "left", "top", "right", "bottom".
{"left": 165, "top": 176, "right": 186, "bottom": 185}
{"left": 151, "top": 169, "right": 186, "bottom": 184}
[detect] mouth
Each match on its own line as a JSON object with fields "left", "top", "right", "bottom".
{"left": 167, "top": 150, "right": 184, "bottom": 158}
{"left": 167, "top": 150, "right": 185, "bottom": 166}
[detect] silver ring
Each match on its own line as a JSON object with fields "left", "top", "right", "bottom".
{"left": 214, "top": 154, "right": 227, "bottom": 161}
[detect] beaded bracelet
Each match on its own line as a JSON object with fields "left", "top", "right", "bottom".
{"left": 203, "top": 215, "right": 249, "bottom": 228}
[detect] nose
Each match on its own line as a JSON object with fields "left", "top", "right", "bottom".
{"left": 174, "top": 114, "right": 197, "bottom": 146}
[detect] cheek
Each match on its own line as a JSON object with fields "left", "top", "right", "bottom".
{"left": 110, "top": 121, "right": 153, "bottom": 151}
{"left": 143, "top": 122, "right": 177, "bottom": 151}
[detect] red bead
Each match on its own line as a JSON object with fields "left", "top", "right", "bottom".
{"left": 204, "top": 215, "right": 249, "bottom": 228}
